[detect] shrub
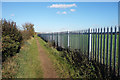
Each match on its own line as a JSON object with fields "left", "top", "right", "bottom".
{"left": 2, "top": 19, "right": 23, "bottom": 61}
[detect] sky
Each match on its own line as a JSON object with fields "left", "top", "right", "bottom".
{"left": 1, "top": 0, "right": 120, "bottom": 2}
{"left": 2, "top": 2, "right": 119, "bottom": 32}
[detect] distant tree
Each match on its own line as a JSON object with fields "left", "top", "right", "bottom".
{"left": 22, "top": 23, "right": 35, "bottom": 40}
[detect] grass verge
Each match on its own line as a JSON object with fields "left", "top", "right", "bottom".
{"left": 2, "top": 37, "right": 43, "bottom": 78}
{"left": 37, "top": 36, "right": 102, "bottom": 79}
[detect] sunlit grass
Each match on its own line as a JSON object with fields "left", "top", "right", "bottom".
{"left": 2, "top": 36, "right": 43, "bottom": 78}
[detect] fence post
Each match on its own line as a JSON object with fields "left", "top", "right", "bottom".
{"left": 57, "top": 32, "right": 59, "bottom": 47}
{"left": 118, "top": 26, "right": 120, "bottom": 76}
{"left": 95, "top": 28, "right": 97, "bottom": 62}
{"left": 82, "top": 30, "right": 83, "bottom": 53}
{"left": 103, "top": 27, "right": 106, "bottom": 64}
{"left": 67, "top": 30, "right": 70, "bottom": 49}
{"left": 100, "top": 28, "right": 102, "bottom": 64}
{"left": 110, "top": 27, "right": 113, "bottom": 73}
{"left": 52, "top": 32, "right": 53, "bottom": 41}
{"left": 91, "top": 29, "right": 93, "bottom": 59}
{"left": 60, "top": 32, "right": 62, "bottom": 47}
{"left": 88, "top": 28, "right": 91, "bottom": 60}
{"left": 93, "top": 29, "right": 94, "bottom": 59}
{"left": 98, "top": 28, "right": 100, "bottom": 62}
{"left": 106, "top": 27, "right": 109, "bottom": 69}
{"left": 79, "top": 30, "right": 80, "bottom": 51}
{"left": 114, "top": 26, "right": 117, "bottom": 75}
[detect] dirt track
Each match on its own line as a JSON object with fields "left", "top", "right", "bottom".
{"left": 36, "top": 38, "right": 58, "bottom": 78}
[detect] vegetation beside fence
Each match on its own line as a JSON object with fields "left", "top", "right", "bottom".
{"left": 39, "top": 26, "right": 120, "bottom": 78}
{"left": 38, "top": 36, "right": 117, "bottom": 79}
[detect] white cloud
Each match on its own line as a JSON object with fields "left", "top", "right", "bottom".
{"left": 62, "top": 11, "right": 67, "bottom": 14}
{"left": 48, "top": 4, "right": 77, "bottom": 8}
{"left": 56, "top": 11, "right": 67, "bottom": 14}
{"left": 70, "top": 9, "right": 76, "bottom": 12}
{"left": 10, "top": 14, "right": 15, "bottom": 17}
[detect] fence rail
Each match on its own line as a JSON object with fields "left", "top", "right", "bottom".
{"left": 38, "top": 26, "right": 120, "bottom": 77}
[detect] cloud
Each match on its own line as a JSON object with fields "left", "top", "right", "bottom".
{"left": 48, "top": 4, "right": 77, "bottom": 8}
{"left": 10, "top": 14, "right": 15, "bottom": 17}
{"left": 62, "top": 11, "right": 67, "bottom": 14}
{"left": 70, "top": 9, "right": 76, "bottom": 12}
{"left": 56, "top": 11, "right": 67, "bottom": 14}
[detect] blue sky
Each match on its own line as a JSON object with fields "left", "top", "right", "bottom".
{"left": 1, "top": 0, "right": 120, "bottom": 2}
{"left": 2, "top": 2, "right": 118, "bottom": 32}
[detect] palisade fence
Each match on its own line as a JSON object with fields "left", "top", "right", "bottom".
{"left": 38, "top": 26, "right": 120, "bottom": 77}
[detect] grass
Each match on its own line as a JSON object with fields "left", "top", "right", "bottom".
{"left": 37, "top": 37, "right": 71, "bottom": 78}
{"left": 67, "top": 34, "right": 119, "bottom": 75}
{"left": 37, "top": 36, "right": 102, "bottom": 78}
{"left": 41, "top": 33, "right": 119, "bottom": 77}
{"left": 2, "top": 36, "right": 43, "bottom": 78}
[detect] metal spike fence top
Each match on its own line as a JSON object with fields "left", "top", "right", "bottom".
{"left": 38, "top": 26, "right": 120, "bottom": 77}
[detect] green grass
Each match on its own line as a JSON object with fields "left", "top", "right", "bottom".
{"left": 37, "top": 36, "right": 100, "bottom": 78}
{"left": 54, "top": 33, "right": 119, "bottom": 74}
{"left": 90, "top": 34, "right": 119, "bottom": 72}
{"left": 37, "top": 36, "right": 71, "bottom": 78}
{"left": 2, "top": 36, "right": 43, "bottom": 78}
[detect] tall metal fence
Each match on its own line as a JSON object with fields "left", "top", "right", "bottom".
{"left": 38, "top": 26, "right": 120, "bottom": 77}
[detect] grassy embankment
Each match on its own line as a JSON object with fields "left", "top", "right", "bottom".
{"left": 37, "top": 36, "right": 101, "bottom": 78}
{"left": 2, "top": 36, "right": 43, "bottom": 78}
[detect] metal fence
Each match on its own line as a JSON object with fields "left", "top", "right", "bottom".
{"left": 38, "top": 26, "right": 120, "bottom": 77}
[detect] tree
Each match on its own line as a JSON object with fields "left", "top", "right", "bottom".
{"left": 2, "top": 19, "right": 23, "bottom": 61}
{"left": 22, "top": 23, "right": 35, "bottom": 40}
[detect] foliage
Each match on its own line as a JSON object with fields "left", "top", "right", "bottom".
{"left": 2, "top": 19, "right": 23, "bottom": 61}
{"left": 2, "top": 37, "right": 43, "bottom": 78}
{"left": 37, "top": 37, "right": 103, "bottom": 79}
{"left": 21, "top": 23, "right": 35, "bottom": 40}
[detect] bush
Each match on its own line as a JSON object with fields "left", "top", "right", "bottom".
{"left": 2, "top": 19, "right": 23, "bottom": 61}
